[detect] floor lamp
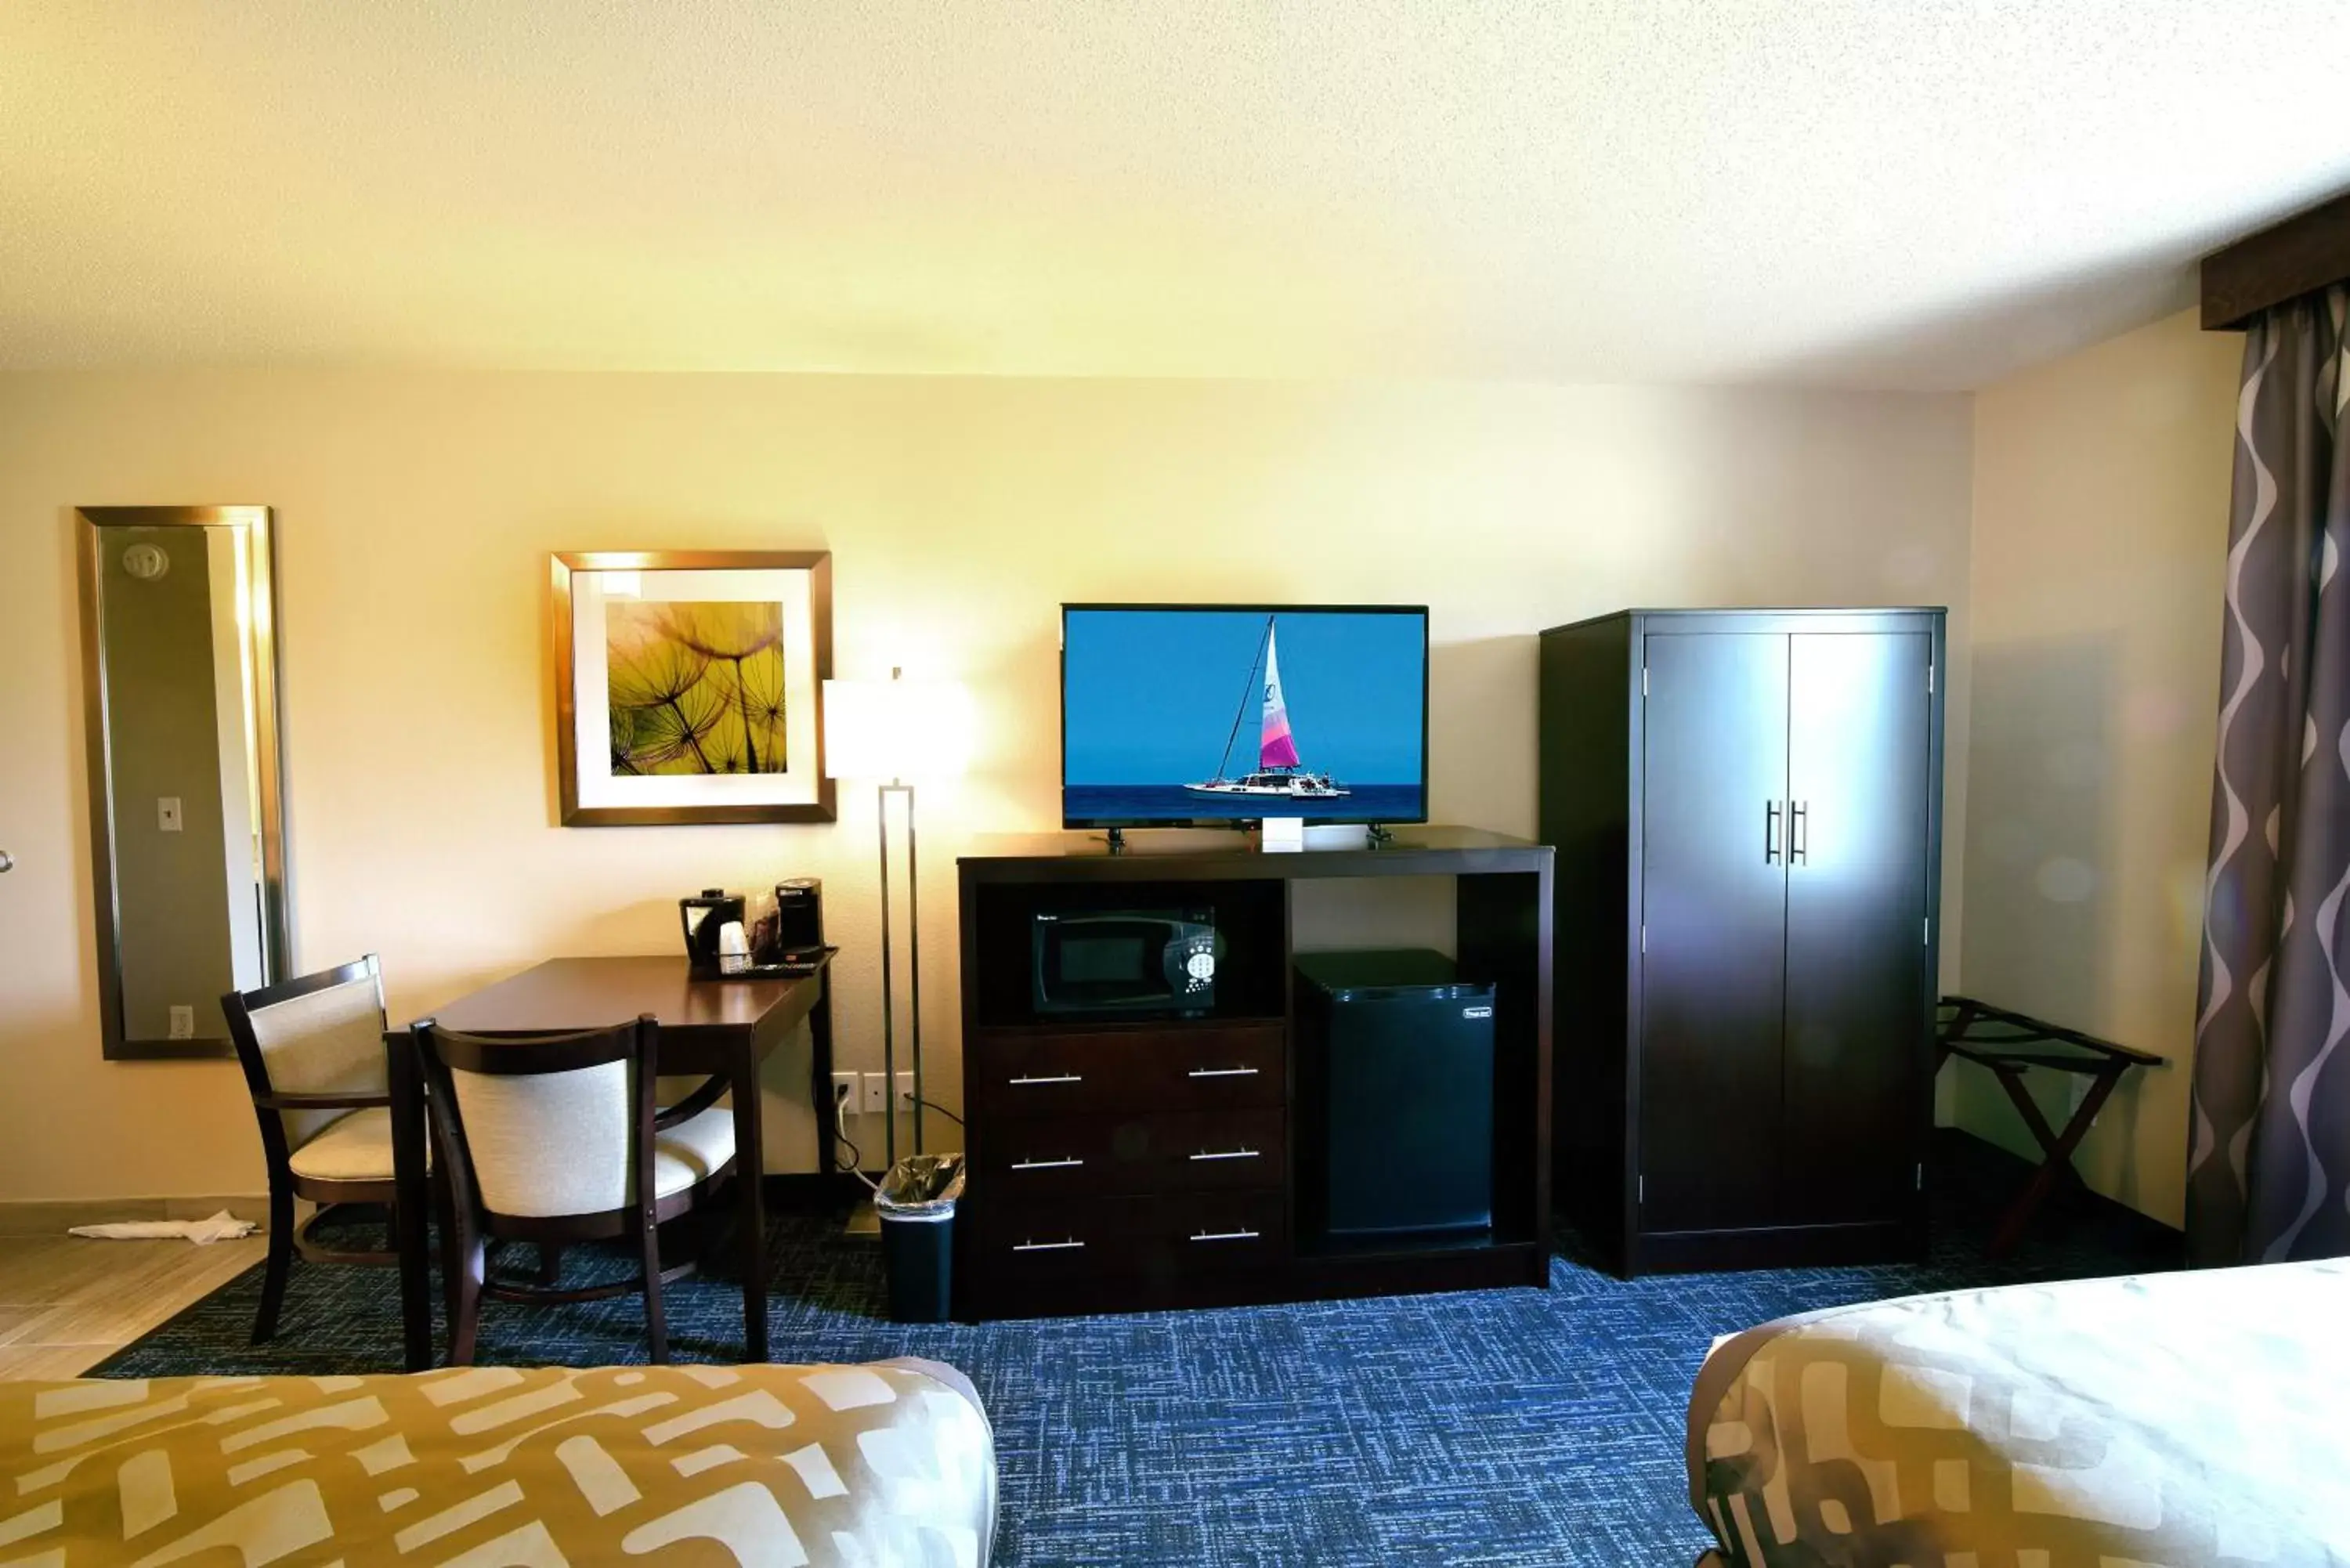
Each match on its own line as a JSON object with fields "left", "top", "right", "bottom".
{"left": 822, "top": 670, "right": 970, "bottom": 1172}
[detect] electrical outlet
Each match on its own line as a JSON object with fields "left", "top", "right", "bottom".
{"left": 168, "top": 1005, "right": 194, "bottom": 1039}
{"left": 830, "top": 1071, "right": 859, "bottom": 1117}
{"left": 895, "top": 1072, "right": 916, "bottom": 1114}
{"left": 157, "top": 797, "right": 183, "bottom": 833}
{"left": 861, "top": 1072, "right": 889, "bottom": 1115}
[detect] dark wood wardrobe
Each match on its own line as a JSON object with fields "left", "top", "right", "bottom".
{"left": 1539, "top": 609, "right": 1945, "bottom": 1274}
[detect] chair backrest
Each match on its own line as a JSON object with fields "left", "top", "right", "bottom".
{"left": 222, "top": 956, "right": 389, "bottom": 1154}
{"left": 410, "top": 1016, "right": 660, "bottom": 1222}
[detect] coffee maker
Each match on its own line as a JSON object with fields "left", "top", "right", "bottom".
{"left": 768, "top": 877, "right": 825, "bottom": 961}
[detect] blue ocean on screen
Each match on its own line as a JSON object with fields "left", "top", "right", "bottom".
{"left": 1065, "top": 783, "right": 1426, "bottom": 825}
{"left": 1064, "top": 606, "right": 1427, "bottom": 825}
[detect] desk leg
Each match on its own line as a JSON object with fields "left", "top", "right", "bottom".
{"left": 733, "top": 1051, "right": 769, "bottom": 1362}
{"left": 810, "top": 968, "right": 837, "bottom": 1187}
{"left": 387, "top": 1038, "right": 434, "bottom": 1372}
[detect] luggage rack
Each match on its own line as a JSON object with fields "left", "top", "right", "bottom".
{"left": 1936, "top": 995, "right": 2164, "bottom": 1257}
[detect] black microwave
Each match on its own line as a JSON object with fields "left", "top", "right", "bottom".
{"left": 1032, "top": 909, "right": 1220, "bottom": 1017}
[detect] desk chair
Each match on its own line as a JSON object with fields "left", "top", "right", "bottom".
{"left": 223, "top": 955, "right": 407, "bottom": 1345}
{"left": 408, "top": 1014, "right": 736, "bottom": 1364}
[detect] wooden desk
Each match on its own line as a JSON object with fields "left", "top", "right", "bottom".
{"left": 389, "top": 954, "right": 835, "bottom": 1368}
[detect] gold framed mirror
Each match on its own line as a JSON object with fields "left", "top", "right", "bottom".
{"left": 76, "top": 506, "right": 290, "bottom": 1060}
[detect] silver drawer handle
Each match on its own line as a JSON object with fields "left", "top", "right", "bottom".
{"left": 1189, "top": 1148, "right": 1260, "bottom": 1162}
{"left": 1191, "top": 1228, "right": 1260, "bottom": 1243}
{"left": 1010, "top": 1157, "right": 1085, "bottom": 1171}
{"left": 1012, "top": 1238, "right": 1086, "bottom": 1252}
{"left": 1187, "top": 1067, "right": 1259, "bottom": 1079}
{"left": 1009, "top": 1074, "right": 1083, "bottom": 1086}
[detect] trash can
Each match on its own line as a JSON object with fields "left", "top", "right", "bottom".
{"left": 875, "top": 1154, "right": 964, "bottom": 1323}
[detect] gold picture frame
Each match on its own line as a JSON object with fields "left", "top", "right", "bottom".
{"left": 551, "top": 550, "right": 835, "bottom": 826}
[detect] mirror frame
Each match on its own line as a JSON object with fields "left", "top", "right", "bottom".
{"left": 76, "top": 505, "right": 291, "bottom": 1060}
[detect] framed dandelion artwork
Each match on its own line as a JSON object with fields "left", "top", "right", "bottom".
{"left": 551, "top": 551, "right": 834, "bottom": 825}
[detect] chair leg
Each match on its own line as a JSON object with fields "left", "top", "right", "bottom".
{"left": 436, "top": 1176, "right": 464, "bottom": 1349}
{"left": 450, "top": 1234, "right": 487, "bottom": 1367}
{"left": 639, "top": 1219, "right": 669, "bottom": 1364}
{"left": 253, "top": 1184, "right": 295, "bottom": 1346}
{"left": 693, "top": 1188, "right": 726, "bottom": 1270}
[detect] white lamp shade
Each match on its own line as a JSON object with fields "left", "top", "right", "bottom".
{"left": 822, "top": 677, "right": 974, "bottom": 781}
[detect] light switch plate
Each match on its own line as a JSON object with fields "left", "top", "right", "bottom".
{"left": 830, "top": 1071, "right": 859, "bottom": 1117}
{"left": 168, "top": 1005, "right": 194, "bottom": 1039}
{"left": 895, "top": 1071, "right": 916, "bottom": 1112}
{"left": 157, "top": 797, "right": 183, "bottom": 833}
{"left": 861, "top": 1072, "right": 889, "bottom": 1115}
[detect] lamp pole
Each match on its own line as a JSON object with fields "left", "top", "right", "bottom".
{"left": 874, "top": 670, "right": 924, "bottom": 1167}
{"left": 877, "top": 778, "right": 922, "bottom": 1165}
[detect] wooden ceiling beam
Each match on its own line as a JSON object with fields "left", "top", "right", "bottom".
{"left": 2202, "top": 189, "right": 2350, "bottom": 330}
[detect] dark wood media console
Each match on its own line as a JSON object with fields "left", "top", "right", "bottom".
{"left": 956, "top": 828, "right": 1553, "bottom": 1320}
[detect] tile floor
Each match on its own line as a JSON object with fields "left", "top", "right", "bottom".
{"left": 0, "top": 1234, "right": 267, "bottom": 1378}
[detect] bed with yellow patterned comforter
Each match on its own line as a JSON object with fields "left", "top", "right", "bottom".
{"left": 0, "top": 1357, "right": 995, "bottom": 1566}
{"left": 1687, "top": 1259, "right": 2350, "bottom": 1567}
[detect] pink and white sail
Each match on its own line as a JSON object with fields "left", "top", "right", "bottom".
{"left": 1259, "top": 625, "right": 1302, "bottom": 769}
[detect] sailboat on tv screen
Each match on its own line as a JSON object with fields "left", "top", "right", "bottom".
{"left": 1185, "top": 617, "right": 1350, "bottom": 802}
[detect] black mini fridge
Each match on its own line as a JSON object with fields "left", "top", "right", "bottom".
{"left": 1297, "top": 949, "right": 1495, "bottom": 1241}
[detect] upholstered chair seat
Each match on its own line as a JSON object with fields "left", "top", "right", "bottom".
{"left": 649, "top": 1103, "right": 736, "bottom": 1198}
{"left": 284, "top": 1107, "right": 393, "bottom": 1182}
{"left": 282, "top": 1106, "right": 432, "bottom": 1183}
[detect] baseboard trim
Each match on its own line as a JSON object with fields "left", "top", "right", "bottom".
{"left": 0, "top": 1195, "right": 272, "bottom": 1236}
{"left": 1630, "top": 1219, "right": 1924, "bottom": 1275}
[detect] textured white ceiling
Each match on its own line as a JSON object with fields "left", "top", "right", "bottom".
{"left": 3, "top": 2, "right": 2346, "bottom": 387}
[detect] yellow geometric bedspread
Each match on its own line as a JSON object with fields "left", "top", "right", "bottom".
{"left": 1687, "top": 1259, "right": 2350, "bottom": 1567}
{"left": 0, "top": 1359, "right": 996, "bottom": 1567}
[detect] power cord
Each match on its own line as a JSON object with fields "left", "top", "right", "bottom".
{"left": 831, "top": 1082, "right": 881, "bottom": 1193}
{"left": 827, "top": 1083, "right": 964, "bottom": 1192}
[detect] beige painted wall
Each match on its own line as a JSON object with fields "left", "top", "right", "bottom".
{"left": 1957, "top": 308, "right": 2241, "bottom": 1225}
{"left": 0, "top": 369, "right": 1972, "bottom": 1202}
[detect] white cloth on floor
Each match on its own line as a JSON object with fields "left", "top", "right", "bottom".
{"left": 67, "top": 1210, "right": 258, "bottom": 1245}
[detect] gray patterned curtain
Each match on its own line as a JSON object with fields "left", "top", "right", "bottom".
{"left": 2186, "top": 284, "right": 2350, "bottom": 1266}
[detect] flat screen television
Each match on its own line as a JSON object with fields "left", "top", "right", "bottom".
{"left": 1061, "top": 603, "right": 1430, "bottom": 828}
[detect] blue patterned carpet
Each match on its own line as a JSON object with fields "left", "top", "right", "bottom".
{"left": 96, "top": 1133, "right": 2175, "bottom": 1566}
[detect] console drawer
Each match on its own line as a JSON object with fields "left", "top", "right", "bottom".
{"left": 975, "top": 1190, "right": 1287, "bottom": 1283}
{"left": 980, "top": 1107, "right": 1284, "bottom": 1199}
{"left": 968, "top": 1024, "right": 1285, "bottom": 1116}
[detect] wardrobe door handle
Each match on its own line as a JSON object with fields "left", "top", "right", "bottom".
{"left": 1764, "top": 801, "right": 1781, "bottom": 865}
{"left": 1010, "top": 1157, "right": 1084, "bottom": 1171}
{"left": 1789, "top": 801, "right": 1808, "bottom": 865}
{"left": 1190, "top": 1228, "right": 1260, "bottom": 1243}
{"left": 1188, "top": 1067, "right": 1258, "bottom": 1079}
{"left": 1012, "top": 1238, "right": 1086, "bottom": 1252}
{"left": 1188, "top": 1147, "right": 1260, "bottom": 1163}
{"left": 1009, "top": 1074, "right": 1082, "bottom": 1086}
